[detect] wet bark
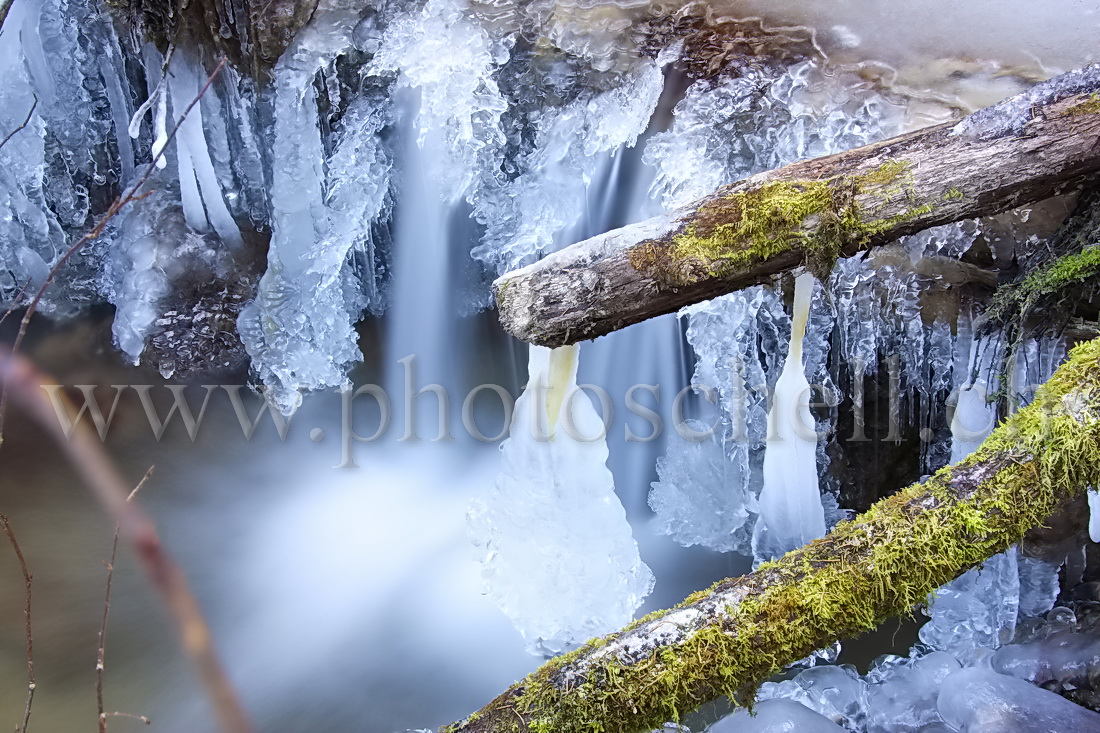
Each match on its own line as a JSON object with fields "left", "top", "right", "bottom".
{"left": 495, "top": 65, "right": 1100, "bottom": 348}
{"left": 446, "top": 337, "right": 1100, "bottom": 733}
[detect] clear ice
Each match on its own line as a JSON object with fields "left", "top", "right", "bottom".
{"left": 237, "top": 3, "right": 393, "bottom": 413}
{"left": 938, "top": 667, "right": 1100, "bottom": 731}
{"left": 709, "top": 698, "right": 846, "bottom": 732}
{"left": 468, "top": 345, "right": 653, "bottom": 654}
{"left": 752, "top": 272, "right": 827, "bottom": 563}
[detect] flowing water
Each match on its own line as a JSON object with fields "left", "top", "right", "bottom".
{"left": 1, "top": 0, "right": 1099, "bottom": 731}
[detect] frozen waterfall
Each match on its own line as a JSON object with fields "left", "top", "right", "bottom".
{"left": 468, "top": 345, "right": 653, "bottom": 654}
{"left": 752, "top": 272, "right": 827, "bottom": 563}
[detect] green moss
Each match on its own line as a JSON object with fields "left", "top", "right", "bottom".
{"left": 629, "top": 159, "right": 938, "bottom": 286}
{"left": 943, "top": 187, "right": 964, "bottom": 201}
{"left": 459, "top": 338, "right": 1100, "bottom": 733}
{"left": 1025, "top": 246, "right": 1100, "bottom": 295}
{"left": 1067, "top": 93, "right": 1100, "bottom": 116}
{"left": 986, "top": 246, "right": 1100, "bottom": 328}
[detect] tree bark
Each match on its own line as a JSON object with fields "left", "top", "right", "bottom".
{"left": 495, "top": 65, "right": 1100, "bottom": 348}
{"left": 445, "top": 337, "right": 1100, "bottom": 733}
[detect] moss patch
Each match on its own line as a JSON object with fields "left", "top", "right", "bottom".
{"left": 1067, "top": 93, "right": 1100, "bottom": 116}
{"left": 984, "top": 245, "right": 1100, "bottom": 343}
{"left": 628, "top": 160, "right": 939, "bottom": 286}
{"left": 450, "top": 338, "right": 1100, "bottom": 733}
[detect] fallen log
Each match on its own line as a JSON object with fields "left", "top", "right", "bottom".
{"left": 445, "top": 337, "right": 1100, "bottom": 733}
{"left": 495, "top": 65, "right": 1100, "bottom": 347}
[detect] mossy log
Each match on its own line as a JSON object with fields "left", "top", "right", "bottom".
{"left": 446, "top": 337, "right": 1100, "bottom": 733}
{"left": 495, "top": 65, "right": 1100, "bottom": 348}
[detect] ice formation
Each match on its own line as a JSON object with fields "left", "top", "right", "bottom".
{"left": 735, "top": 330, "right": 1075, "bottom": 732}
{"left": 709, "top": 698, "right": 846, "bottom": 732}
{"left": 4, "top": 0, "right": 1100, "bottom": 725}
{"left": 468, "top": 345, "right": 653, "bottom": 654}
{"left": 922, "top": 330, "right": 1065, "bottom": 656}
{"left": 0, "top": 0, "right": 132, "bottom": 313}
{"left": 948, "top": 323, "right": 998, "bottom": 459}
{"left": 1090, "top": 489, "right": 1100, "bottom": 544}
{"left": 919, "top": 548, "right": 1024, "bottom": 656}
{"left": 648, "top": 425, "right": 756, "bottom": 554}
{"left": 937, "top": 667, "right": 1100, "bottom": 731}
{"left": 647, "top": 286, "right": 786, "bottom": 555}
{"left": 647, "top": 58, "right": 911, "bottom": 558}
{"left": 746, "top": 623, "right": 1100, "bottom": 732}
{"left": 992, "top": 629, "right": 1100, "bottom": 688}
{"left": 237, "top": 4, "right": 394, "bottom": 413}
{"left": 752, "top": 272, "right": 827, "bottom": 563}
{"left": 953, "top": 63, "right": 1100, "bottom": 141}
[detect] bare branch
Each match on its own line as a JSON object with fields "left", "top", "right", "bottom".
{"left": 0, "top": 351, "right": 251, "bottom": 733}
{"left": 98, "top": 467, "right": 155, "bottom": 733}
{"left": 0, "top": 97, "right": 37, "bottom": 152}
{"left": 0, "top": 0, "right": 14, "bottom": 37}
{"left": 0, "top": 513, "right": 34, "bottom": 733}
{"left": 495, "top": 65, "right": 1100, "bottom": 347}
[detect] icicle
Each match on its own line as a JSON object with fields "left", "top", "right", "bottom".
{"left": 166, "top": 52, "right": 243, "bottom": 250}
{"left": 468, "top": 344, "right": 653, "bottom": 654}
{"left": 648, "top": 286, "right": 784, "bottom": 556}
{"left": 238, "top": 4, "right": 393, "bottom": 414}
{"left": 949, "top": 328, "right": 998, "bottom": 463}
{"left": 98, "top": 40, "right": 135, "bottom": 182}
{"left": 752, "top": 272, "right": 827, "bottom": 563}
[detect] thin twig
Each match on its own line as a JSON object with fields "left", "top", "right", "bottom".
{"left": 0, "top": 0, "right": 14, "bottom": 37}
{"left": 0, "top": 350, "right": 251, "bottom": 733}
{"left": 0, "top": 279, "right": 35, "bottom": 329}
{"left": 0, "top": 513, "right": 34, "bottom": 733}
{"left": 0, "top": 56, "right": 228, "bottom": 449}
{"left": 98, "top": 466, "right": 154, "bottom": 733}
{"left": 0, "top": 97, "right": 37, "bottom": 152}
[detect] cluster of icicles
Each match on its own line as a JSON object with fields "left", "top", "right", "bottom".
{"left": 0, "top": 0, "right": 1091, "bottom": 704}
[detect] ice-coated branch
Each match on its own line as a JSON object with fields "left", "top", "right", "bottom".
{"left": 446, "top": 337, "right": 1100, "bottom": 733}
{"left": 495, "top": 64, "right": 1100, "bottom": 347}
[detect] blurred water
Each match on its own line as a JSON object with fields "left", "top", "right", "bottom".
{"left": 2, "top": 0, "right": 1097, "bottom": 730}
{"left": 0, "top": 81, "right": 738, "bottom": 733}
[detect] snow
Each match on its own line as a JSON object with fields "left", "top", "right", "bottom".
{"left": 953, "top": 63, "right": 1100, "bottom": 141}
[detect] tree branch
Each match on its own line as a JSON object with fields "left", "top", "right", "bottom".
{"left": 495, "top": 64, "right": 1100, "bottom": 347}
{"left": 0, "top": 513, "right": 34, "bottom": 733}
{"left": 446, "top": 337, "right": 1100, "bottom": 733}
{"left": 98, "top": 467, "right": 155, "bottom": 733}
{"left": 0, "top": 351, "right": 251, "bottom": 733}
